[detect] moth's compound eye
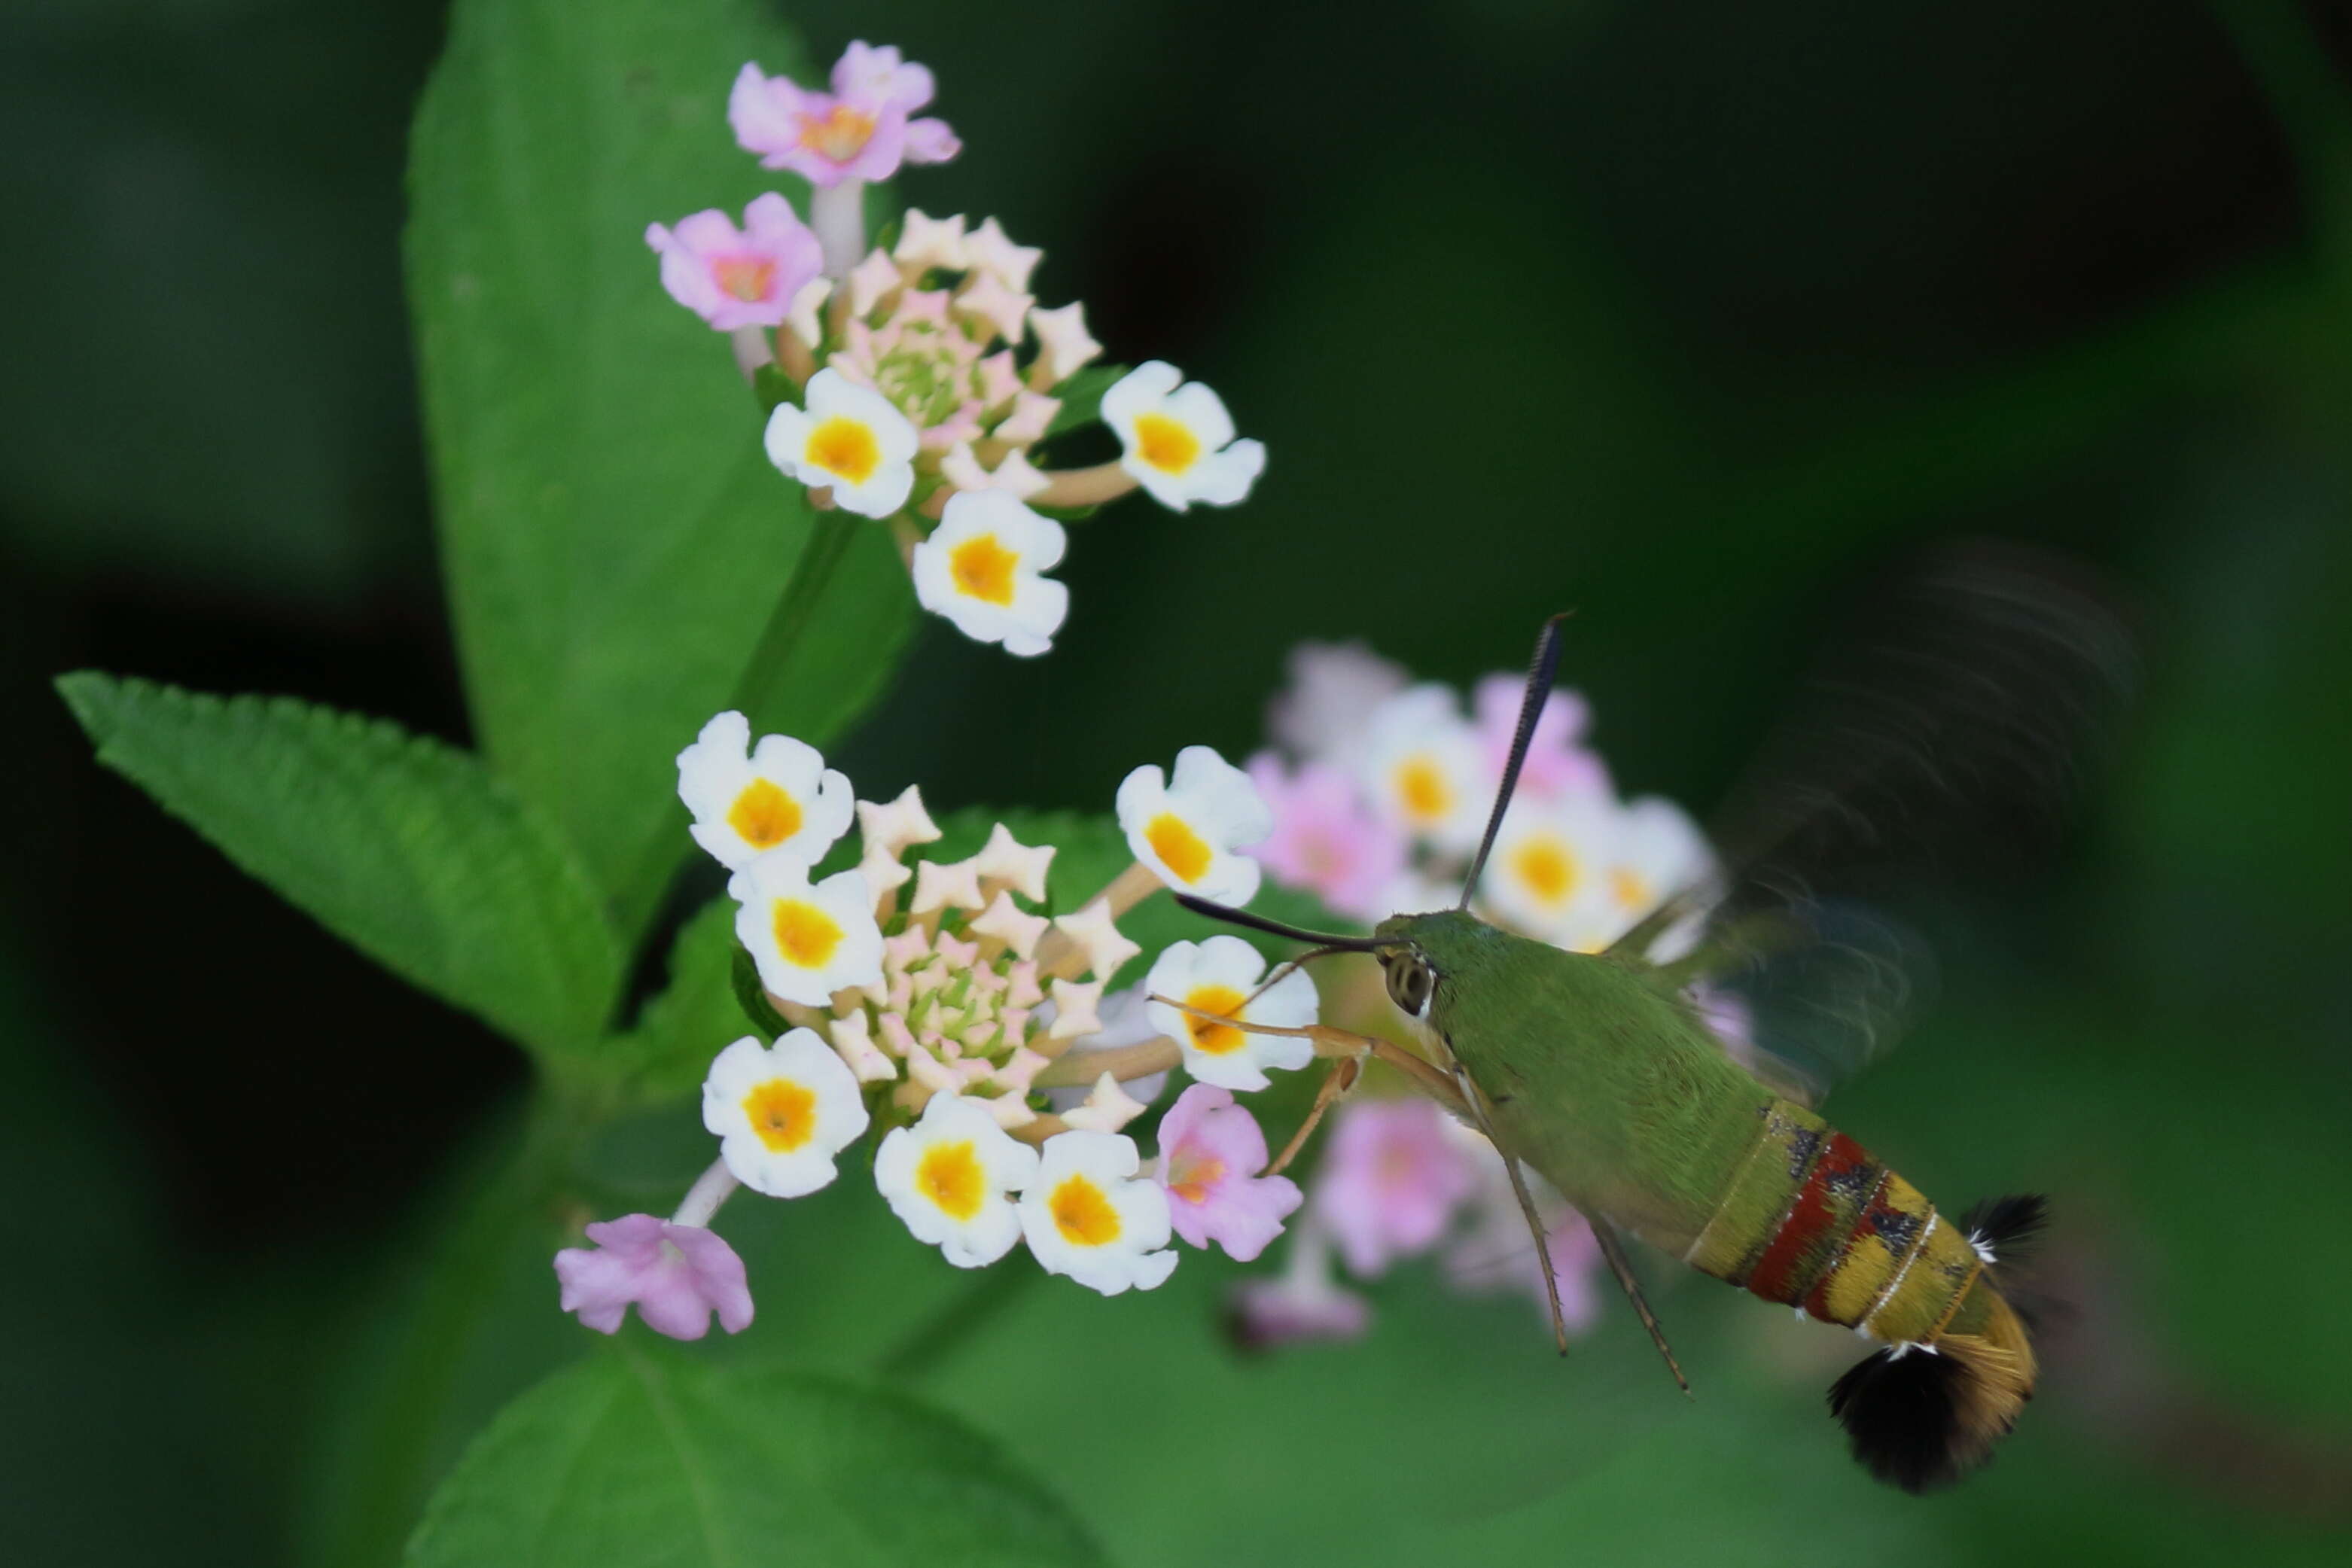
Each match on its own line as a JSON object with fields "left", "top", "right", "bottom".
{"left": 1385, "top": 955, "right": 1434, "bottom": 1017}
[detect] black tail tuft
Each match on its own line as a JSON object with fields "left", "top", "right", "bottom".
{"left": 1959, "top": 1193, "right": 2049, "bottom": 1264}
{"left": 1827, "top": 1347, "right": 1979, "bottom": 1493}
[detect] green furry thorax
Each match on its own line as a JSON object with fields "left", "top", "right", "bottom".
{"left": 1374, "top": 909, "right": 1772, "bottom": 1249}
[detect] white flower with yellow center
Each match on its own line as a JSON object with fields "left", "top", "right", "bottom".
{"left": 1100, "top": 361, "right": 1266, "bottom": 511}
{"left": 728, "top": 854, "right": 885, "bottom": 1007}
{"left": 1357, "top": 684, "right": 1488, "bottom": 854}
{"left": 1595, "top": 796, "right": 1714, "bottom": 953}
{"left": 1477, "top": 795, "right": 1618, "bottom": 949}
{"left": 1115, "top": 745, "right": 1272, "bottom": 906}
{"left": 1142, "top": 935, "right": 1318, "bottom": 1092}
{"left": 873, "top": 1092, "right": 1040, "bottom": 1267}
{"left": 909, "top": 489, "right": 1068, "bottom": 655}
{"left": 763, "top": 367, "right": 919, "bottom": 517}
{"left": 701, "top": 1031, "right": 870, "bottom": 1198}
{"left": 675, "top": 711, "right": 855, "bottom": 870}
{"left": 1019, "top": 1130, "right": 1178, "bottom": 1295}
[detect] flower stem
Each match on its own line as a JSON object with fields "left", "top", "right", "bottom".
{"left": 810, "top": 180, "right": 866, "bottom": 280}
{"left": 871, "top": 1255, "right": 1043, "bottom": 1384}
{"left": 608, "top": 506, "right": 863, "bottom": 948}
{"left": 1034, "top": 1036, "right": 1179, "bottom": 1088}
{"left": 315, "top": 1085, "right": 593, "bottom": 1568}
{"left": 1031, "top": 461, "right": 1139, "bottom": 509}
{"left": 730, "top": 324, "right": 775, "bottom": 379}
{"left": 670, "top": 1158, "right": 739, "bottom": 1227}
{"left": 731, "top": 507, "right": 861, "bottom": 721}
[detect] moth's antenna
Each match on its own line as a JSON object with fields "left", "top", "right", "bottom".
{"left": 1170, "top": 893, "right": 1385, "bottom": 949}
{"left": 1458, "top": 611, "right": 1574, "bottom": 909}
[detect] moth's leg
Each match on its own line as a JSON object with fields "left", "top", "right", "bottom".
{"left": 1146, "top": 998, "right": 1469, "bottom": 1116}
{"left": 1582, "top": 1209, "right": 1693, "bottom": 1396}
{"left": 1449, "top": 1066, "right": 1572, "bottom": 1356}
{"left": 1266, "top": 1055, "right": 1360, "bottom": 1178}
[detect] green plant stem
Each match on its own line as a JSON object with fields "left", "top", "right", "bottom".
{"left": 607, "top": 506, "right": 864, "bottom": 958}
{"left": 872, "top": 1257, "right": 1044, "bottom": 1385}
{"left": 727, "top": 507, "right": 861, "bottom": 723}
{"left": 321, "top": 1082, "right": 596, "bottom": 1568}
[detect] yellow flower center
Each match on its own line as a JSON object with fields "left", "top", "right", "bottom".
{"left": 1050, "top": 1174, "right": 1123, "bottom": 1247}
{"left": 742, "top": 1078, "right": 817, "bottom": 1152}
{"left": 1132, "top": 412, "right": 1201, "bottom": 473}
{"left": 949, "top": 532, "right": 1019, "bottom": 605}
{"left": 727, "top": 778, "right": 803, "bottom": 850}
{"left": 806, "top": 416, "right": 882, "bottom": 486}
{"left": 1609, "top": 866, "right": 1651, "bottom": 911}
{"left": 1145, "top": 811, "right": 1213, "bottom": 884}
{"left": 1513, "top": 838, "right": 1578, "bottom": 905}
{"left": 712, "top": 255, "right": 777, "bottom": 303}
{"left": 771, "top": 899, "right": 844, "bottom": 969}
{"left": 1182, "top": 983, "right": 1248, "bottom": 1056}
{"left": 1394, "top": 755, "right": 1452, "bottom": 823}
{"left": 916, "top": 1140, "right": 985, "bottom": 1221}
{"left": 798, "top": 103, "right": 878, "bottom": 162}
{"left": 1167, "top": 1153, "right": 1226, "bottom": 1207}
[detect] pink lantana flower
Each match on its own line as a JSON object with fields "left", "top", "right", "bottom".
{"left": 1265, "top": 641, "right": 1408, "bottom": 771}
{"left": 728, "top": 44, "right": 959, "bottom": 189}
{"left": 1246, "top": 753, "right": 1409, "bottom": 923}
{"left": 1312, "top": 1098, "right": 1481, "bottom": 1277}
{"left": 1444, "top": 1137, "right": 1603, "bottom": 1335}
{"left": 644, "top": 193, "right": 824, "bottom": 331}
{"left": 1229, "top": 1219, "right": 1370, "bottom": 1350}
{"left": 1470, "top": 672, "right": 1610, "bottom": 802}
{"left": 553, "top": 1214, "right": 754, "bottom": 1340}
{"left": 1156, "top": 1084, "right": 1303, "bottom": 1262}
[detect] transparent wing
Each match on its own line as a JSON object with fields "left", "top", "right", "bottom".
{"left": 1618, "top": 539, "right": 2135, "bottom": 1101}
{"left": 1692, "top": 899, "right": 1933, "bottom": 1109}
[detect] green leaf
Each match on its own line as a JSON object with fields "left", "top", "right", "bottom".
{"left": 407, "top": 0, "right": 915, "bottom": 936}
{"left": 730, "top": 945, "right": 791, "bottom": 1040}
{"left": 407, "top": 1350, "right": 1107, "bottom": 1568}
{"left": 751, "top": 363, "right": 802, "bottom": 412}
{"left": 57, "top": 674, "right": 620, "bottom": 1057}
{"left": 1043, "top": 362, "right": 1129, "bottom": 437}
{"left": 603, "top": 898, "right": 747, "bottom": 1103}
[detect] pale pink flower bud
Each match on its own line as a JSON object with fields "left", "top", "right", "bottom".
{"left": 728, "top": 47, "right": 958, "bottom": 190}
{"left": 644, "top": 193, "right": 823, "bottom": 331}
{"left": 1246, "top": 753, "right": 1410, "bottom": 923}
{"left": 1228, "top": 1219, "right": 1369, "bottom": 1350}
{"left": 1157, "top": 1085, "right": 1302, "bottom": 1262}
{"left": 553, "top": 1214, "right": 753, "bottom": 1340}
{"left": 1312, "top": 1098, "right": 1479, "bottom": 1277}
{"left": 1470, "top": 672, "right": 1610, "bottom": 801}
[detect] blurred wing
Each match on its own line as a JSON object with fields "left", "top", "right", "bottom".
{"left": 1617, "top": 540, "right": 2135, "bottom": 1099}
{"left": 1692, "top": 900, "right": 1933, "bottom": 1109}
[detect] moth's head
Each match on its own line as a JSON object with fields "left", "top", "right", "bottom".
{"left": 1167, "top": 895, "right": 1451, "bottom": 1016}
{"left": 1177, "top": 613, "right": 1580, "bottom": 1021}
{"left": 1371, "top": 907, "right": 1487, "bottom": 1019}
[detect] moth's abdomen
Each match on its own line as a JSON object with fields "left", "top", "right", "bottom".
{"left": 1683, "top": 1098, "right": 2040, "bottom": 1490}
{"left": 1682, "top": 1099, "right": 1977, "bottom": 1335}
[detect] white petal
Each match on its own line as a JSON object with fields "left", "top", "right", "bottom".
{"left": 1187, "top": 439, "right": 1266, "bottom": 507}
{"left": 1098, "top": 360, "right": 1181, "bottom": 429}
{"left": 1162, "top": 379, "right": 1236, "bottom": 452}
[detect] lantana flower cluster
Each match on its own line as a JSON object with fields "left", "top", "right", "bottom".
{"left": 1250, "top": 641, "right": 1712, "bottom": 951}
{"left": 644, "top": 40, "right": 1266, "bottom": 659}
{"left": 1226, "top": 641, "right": 1727, "bottom": 1346}
{"left": 554, "top": 641, "right": 1739, "bottom": 1347}
{"left": 556, "top": 714, "right": 1317, "bottom": 1335}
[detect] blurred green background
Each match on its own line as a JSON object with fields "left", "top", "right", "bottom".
{"left": 5, "top": 0, "right": 2350, "bottom": 1563}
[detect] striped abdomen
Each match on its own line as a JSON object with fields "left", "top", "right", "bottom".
{"left": 1681, "top": 1098, "right": 1999, "bottom": 1345}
